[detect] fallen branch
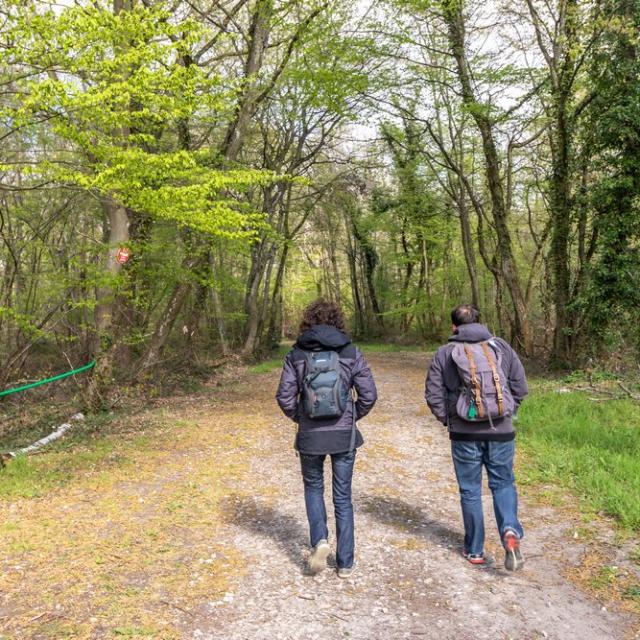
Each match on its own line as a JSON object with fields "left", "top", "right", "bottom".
{"left": 617, "top": 381, "right": 640, "bottom": 402}
{"left": 27, "top": 612, "right": 50, "bottom": 623}
{"left": 329, "top": 613, "right": 351, "bottom": 623}
{"left": 159, "top": 599, "right": 194, "bottom": 618}
{"left": 2, "top": 413, "right": 84, "bottom": 465}
{"left": 572, "top": 385, "right": 617, "bottom": 396}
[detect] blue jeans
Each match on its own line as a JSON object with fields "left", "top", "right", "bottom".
{"left": 299, "top": 450, "right": 356, "bottom": 569}
{"left": 451, "top": 440, "right": 524, "bottom": 556}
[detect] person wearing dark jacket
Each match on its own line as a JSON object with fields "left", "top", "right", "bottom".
{"left": 425, "top": 304, "right": 528, "bottom": 571}
{"left": 276, "top": 299, "right": 377, "bottom": 578}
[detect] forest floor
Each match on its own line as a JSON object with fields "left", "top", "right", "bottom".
{"left": 0, "top": 350, "right": 639, "bottom": 640}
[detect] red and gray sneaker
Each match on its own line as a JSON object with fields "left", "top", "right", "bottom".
{"left": 503, "top": 531, "right": 525, "bottom": 572}
{"left": 462, "top": 549, "right": 489, "bottom": 566}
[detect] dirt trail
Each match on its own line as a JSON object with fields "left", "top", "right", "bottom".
{"left": 0, "top": 351, "right": 638, "bottom": 640}
{"left": 196, "top": 352, "right": 637, "bottom": 640}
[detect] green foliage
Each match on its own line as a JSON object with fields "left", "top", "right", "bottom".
{"left": 562, "top": 369, "right": 620, "bottom": 384}
{"left": 361, "top": 110, "right": 459, "bottom": 337}
{"left": 1, "top": 1, "right": 273, "bottom": 239}
{"left": 269, "top": 1, "right": 376, "bottom": 116}
{"left": 583, "top": 0, "right": 640, "bottom": 350}
{"left": 0, "top": 307, "right": 47, "bottom": 341}
{"left": 0, "top": 0, "right": 638, "bottom": 397}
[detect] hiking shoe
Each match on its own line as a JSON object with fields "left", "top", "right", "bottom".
{"left": 308, "top": 539, "right": 330, "bottom": 575}
{"left": 503, "top": 531, "right": 525, "bottom": 572}
{"left": 337, "top": 564, "right": 355, "bottom": 579}
{"left": 462, "top": 550, "right": 489, "bottom": 566}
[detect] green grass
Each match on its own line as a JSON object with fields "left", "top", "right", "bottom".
{"left": 113, "top": 626, "right": 158, "bottom": 637}
{"left": 517, "top": 385, "right": 640, "bottom": 531}
{"left": 623, "top": 584, "right": 640, "bottom": 601}
{"left": 0, "top": 433, "right": 149, "bottom": 499}
{"left": 358, "top": 342, "right": 430, "bottom": 353}
{"left": 248, "top": 358, "right": 285, "bottom": 374}
{"left": 247, "top": 345, "right": 290, "bottom": 373}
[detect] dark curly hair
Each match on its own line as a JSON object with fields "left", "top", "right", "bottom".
{"left": 299, "top": 298, "right": 347, "bottom": 333}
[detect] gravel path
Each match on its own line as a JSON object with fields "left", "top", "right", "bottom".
{"left": 1, "top": 351, "right": 636, "bottom": 639}
{"left": 188, "top": 351, "right": 637, "bottom": 640}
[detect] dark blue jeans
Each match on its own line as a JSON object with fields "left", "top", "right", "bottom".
{"left": 451, "top": 440, "right": 524, "bottom": 556}
{"left": 299, "top": 450, "right": 356, "bottom": 569}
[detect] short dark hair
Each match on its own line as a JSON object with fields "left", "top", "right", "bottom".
{"left": 451, "top": 304, "right": 480, "bottom": 326}
{"left": 299, "top": 298, "right": 347, "bottom": 333}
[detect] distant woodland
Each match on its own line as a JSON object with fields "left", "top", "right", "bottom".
{"left": 0, "top": 0, "right": 638, "bottom": 403}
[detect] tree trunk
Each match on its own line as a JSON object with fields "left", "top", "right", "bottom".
{"left": 138, "top": 2, "right": 273, "bottom": 373}
{"left": 138, "top": 252, "right": 200, "bottom": 373}
{"left": 442, "top": 0, "right": 532, "bottom": 354}
{"left": 454, "top": 180, "right": 480, "bottom": 308}
{"left": 222, "top": 0, "right": 272, "bottom": 163}
{"left": 210, "top": 250, "right": 230, "bottom": 355}
{"left": 87, "top": 199, "right": 129, "bottom": 406}
{"left": 548, "top": 107, "right": 573, "bottom": 363}
{"left": 547, "top": 0, "right": 579, "bottom": 365}
{"left": 351, "top": 208, "right": 384, "bottom": 335}
{"left": 241, "top": 244, "right": 267, "bottom": 357}
{"left": 266, "top": 242, "right": 288, "bottom": 347}
{"left": 344, "top": 208, "right": 366, "bottom": 338}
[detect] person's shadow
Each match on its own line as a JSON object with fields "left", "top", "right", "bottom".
{"left": 221, "top": 494, "right": 309, "bottom": 571}
{"left": 358, "top": 492, "right": 463, "bottom": 551}
{"left": 222, "top": 493, "right": 467, "bottom": 572}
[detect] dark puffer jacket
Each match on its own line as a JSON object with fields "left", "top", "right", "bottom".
{"left": 425, "top": 323, "right": 528, "bottom": 441}
{"left": 276, "top": 324, "right": 377, "bottom": 455}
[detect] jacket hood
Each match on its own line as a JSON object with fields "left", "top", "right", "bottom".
{"left": 295, "top": 324, "right": 351, "bottom": 351}
{"left": 448, "top": 322, "right": 493, "bottom": 343}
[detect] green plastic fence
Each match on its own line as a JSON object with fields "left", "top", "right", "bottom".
{"left": 0, "top": 360, "right": 96, "bottom": 398}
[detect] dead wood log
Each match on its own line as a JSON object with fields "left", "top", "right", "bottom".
{"left": 1, "top": 413, "right": 84, "bottom": 466}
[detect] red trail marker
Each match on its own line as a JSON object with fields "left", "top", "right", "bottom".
{"left": 116, "top": 247, "right": 131, "bottom": 264}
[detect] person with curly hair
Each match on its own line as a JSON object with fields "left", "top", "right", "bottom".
{"left": 276, "top": 298, "right": 377, "bottom": 578}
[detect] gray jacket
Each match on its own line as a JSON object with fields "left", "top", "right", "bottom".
{"left": 276, "top": 324, "right": 377, "bottom": 454}
{"left": 425, "top": 323, "right": 528, "bottom": 440}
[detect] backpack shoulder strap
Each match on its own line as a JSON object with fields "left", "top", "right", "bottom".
{"left": 302, "top": 350, "right": 321, "bottom": 382}
{"left": 487, "top": 338, "right": 509, "bottom": 375}
{"left": 303, "top": 349, "right": 341, "bottom": 379}
{"left": 480, "top": 341, "right": 504, "bottom": 416}
{"left": 462, "top": 342, "right": 485, "bottom": 419}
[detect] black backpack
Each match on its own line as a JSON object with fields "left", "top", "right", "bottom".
{"left": 301, "top": 350, "right": 349, "bottom": 419}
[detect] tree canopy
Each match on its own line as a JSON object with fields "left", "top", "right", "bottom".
{"left": 0, "top": 0, "right": 638, "bottom": 403}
